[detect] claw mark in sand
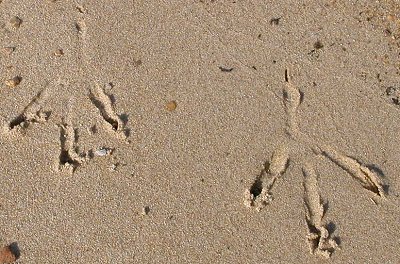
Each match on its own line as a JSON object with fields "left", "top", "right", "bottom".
{"left": 319, "top": 145, "right": 386, "bottom": 197}
{"left": 58, "top": 120, "right": 86, "bottom": 173}
{"left": 89, "top": 83, "right": 127, "bottom": 138}
{"left": 244, "top": 145, "right": 289, "bottom": 211}
{"left": 303, "top": 165, "right": 339, "bottom": 258}
{"left": 7, "top": 88, "right": 50, "bottom": 132}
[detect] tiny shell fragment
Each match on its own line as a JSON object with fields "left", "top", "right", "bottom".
{"left": 5, "top": 76, "right": 21, "bottom": 88}
{"left": 10, "top": 16, "right": 22, "bottom": 28}
{"left": 94, "top": 148, "right": 113, "bottom": 157}
{"left": 166, "top": 100, "right": 177, "bottom": 111}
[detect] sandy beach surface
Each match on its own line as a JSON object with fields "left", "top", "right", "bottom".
{"left": 1, "top": 0, "right": 400, "bottom": 263}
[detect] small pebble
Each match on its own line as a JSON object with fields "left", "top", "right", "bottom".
{"left": 1, "top": 47, "right": 15, "bottom": 55}
{"left": 0, "top": 243, "right": 20, "bottom": 263}
{"left": 5, "top": 76, "right": 21, "bottom": 88}
{"left": 54, "top": 49, "right": 64, "bottom": 56}
{"left": 387, "top": 14, "right": 396, "bottom": 22}
{"left": 166, "top": 100, "right": 177, "bottom": 111}
{"left": 10, "top": 16, "right": 22, "bottom": 28}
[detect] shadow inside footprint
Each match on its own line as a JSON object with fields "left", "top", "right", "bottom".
{"left": 250, "top": 178, "right": 263, "bottom": 198}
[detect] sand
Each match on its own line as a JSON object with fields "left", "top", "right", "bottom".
{"left": 0, "top": 0, "right": 400, "bottom": 263}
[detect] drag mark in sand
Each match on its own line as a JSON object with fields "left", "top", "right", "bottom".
{"left": 244, "top": 67, "right": 387, "bottom": 258}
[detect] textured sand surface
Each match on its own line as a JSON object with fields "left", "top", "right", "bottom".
{"left": 1, "top": 0, "right": 400, "bottom": 263}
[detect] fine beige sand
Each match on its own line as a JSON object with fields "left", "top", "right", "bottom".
{"left": 1, "top": 0, "right": 400, "bottom": 263}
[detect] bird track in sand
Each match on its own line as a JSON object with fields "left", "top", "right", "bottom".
{"left": 1, "top": 4, "right": 129, "bottom": 173}
{"left": 244, "top": 68, "right": 387, "bottom": 258}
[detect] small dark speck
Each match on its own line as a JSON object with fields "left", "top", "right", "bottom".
{"left": 314, "top": 40, "right": 324, "bottom": 50}
{"left": 376, "top": 73, "right": 381, "bottom": 82}
{"left": 270, "top": 17, "right": 281, "bottom": 25}
{"left": 272, "top": 60, "right": 277, "bottom": 64}
{"left": 142, "top": 206, "right": 150, "bottom": 215}
{"left": 313, "top": 82, "right": 317, "bottom": 86}
{"left": 384, "top": 28, "right": 392, "bottom": 36}
{"left": 219, "top": 66, "right": 234, "bottom": 72}
{"left": 75, "top": 22, "right": 81, "bottom": 32}
{"left": 201, "top": 178, "right": 204, "bottom": 182}
{"left": 90, "top": 125, "right": 97, "bottom": 134}
{"left": 284, "top": 69, "right": 289, "bottom": 82}
{"left": 133, "top": 59, "right": 142, "bottom": 67}
{"left": 257, "top": 33, "right": 262, "bottom": 39}
{"left": 252, "top": 66, "right": 257, "bottom": 70}
{"left": 392, "top": 97, "right": 400, "bottom": 105}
